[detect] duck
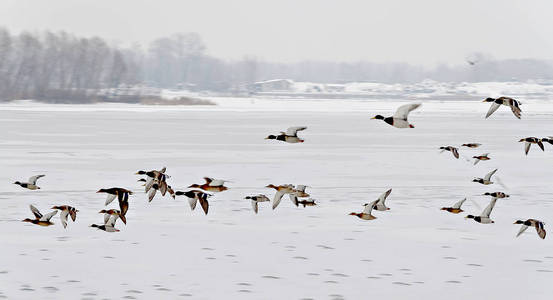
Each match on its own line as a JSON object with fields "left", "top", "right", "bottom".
{"left": 51, "top": 205, "right": 78, "bottom": 228}
{"left": 13, "top": 175, "right": 45, "bottom": 190}
{"left": 296, "top": 198, "right": 317, "bottom": 207}
{"left": 472, "top": 153, "right": 490, "bottom": 165}
{"left": 22, "top": 205, "right": 57, "bottom": 226}
{"left": 266, "top": 184, "right": 296, "bottom": 209}
{"left": 472, "top": 169, "right": 497, "bottom": 185}
{"left": 439, "top": 146, "right": 459, "bottom": 159}
{"left": 98, "top": 209, "right": 126, "bottom": 225}
{"left": 483, "top": 97, "right": 521, "bottom": 119}
{"left": 349, "top": 200, "right": 378, "bottom": 220}
{"left": 514, "top": 219, "right": 546, "bottom": 239}
{"left": 246, "top": 194, "right": 270, "bottom": 214}
{"left": 465, "top": 198, "right": 497, "bottom": 224}
{"left": 483, "top": 192, "right": 509, "bottom": 199}
{"left": 371, "top": 103, "right": 421, "bottom": 128}
{"left": 265, "top": 126, "right": 307, "bottom": 143}
{"left": 136, "top": 167, "right": 168, "bottom": 193}
{"left": 462, "top": 143, "right": 481, "bottom": 148}
{"left": 97, "top": 187, "right": 132, "bottom": 217}
{"left": 373, "top": 188, "right": 393, "bottom": 211}
{"left": 188, "top": 177, "right": 229, "bottom": 193}
{"left": 290, "top": 185, "right": 310, "bottom": 206}
{"left": 175, "top": 190, "right": 211, "bottom": 215}
{"left": 518, "top": 137, "right": 544, "bottom": 155}
{"left": 90, "top": 223, "right": 120, "bottom": 232}
{"left": 441, "top": 198, "right": 467, "bottom": 214}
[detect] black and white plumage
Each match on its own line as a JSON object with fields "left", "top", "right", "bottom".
{"left": 439, "top": 146, "right": 459, "bottom": 159}
{"left": 371, "top": 103, "right": 421, "bottom": 128}
{"left": 13, "top": 175, "right": 45, "bottom": 190}
{"left": 175, "top": 190, "right": 211, "bottom": 215}
{"left": 246, "top": 194, "right": 270, "bottom": 214}
{"left": 22, "top": 204, "right": 58, "bottom": 226}
{"left": 518, "top": 137, "right": 544, "bottom": 155}
{"left": 51, "top": 205, "right": 78, "bottom": 228}
{"left": 265, "top": 126, "right": 307, "bottom": 143}
{"left": 465, "top": 198, "right": 497, "bottom": 224}
{"left": 290, "top": 185, "right": 310, "bottom": 206}
{"left": 514, "top": 219, "right": 546, "bottom": 239}
{"left": 90, "top": 213, "right": 120, "bottom": 232}
{"left": 472, "top": 168, "right": 497, "bottom": 185}
{"left": 483, "top": 97, "right": 521, "bottom": 119}
{"left": 373, "top": 188, "right": 392, "bottom": 211}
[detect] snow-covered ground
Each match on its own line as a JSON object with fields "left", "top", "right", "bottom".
{"left": 1, "top": 97, "right": 553, "bottom": 299}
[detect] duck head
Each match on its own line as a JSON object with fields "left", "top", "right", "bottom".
{"left": 514, "top": 220, "right": 525, "bottom": 224}
{"left": 482, "top": 97, "right": 495, "bottom": 102}
{"left": 135, "top": 170, "right": 146, "bottom": 175}
{"left": 265, "top": 135, "right": 277, "bottom": 140}
{"left": 22, "top": 218, "right": 33, "bottom": 223}
{"left": 465, "top": 215, "right": 475, "bottom": 219}
{"left": 349, "top": 212, "right": 360, "bottom": 217}
{"left": 265, "top": 184, "right": 278, "bottom": 189}
{"left": 518, "top": 138, "right": 526, "bottom": 142}
{"left": 371, "top": 115, "right": 385, "bottom": 120}
{"left": 13, "top": 181, "right": 21, "bottom": 185}
{"left": 188, "top": 184, "right": 201, "bottom": 188}
{"left": 96, "top": 189, "right": 107, "bottom": 193}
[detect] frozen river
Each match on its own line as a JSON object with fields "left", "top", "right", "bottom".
{"left": 1, "top": 97, "right": 553, "bottom": 299}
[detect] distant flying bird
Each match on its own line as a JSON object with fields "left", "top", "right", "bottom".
{"left": 473, "top": 168, "right": 498, "bottom": 185}
{"left": 441, "top": 198, "right": 467, "bottom": 214}
{"left": 22, "top": 205, "right": 57, "bottom": 226}
{"left": 13, "top": 175, "right": 45, "bottom": 190}
{"left": 467, "top": 59, "right": 477, "bottom": 66}
{"left": 296, "top": 198, "right": 317, "bottom": 207}
{"left": 175, "top": 190, "right": 211, "bottom": 215}
{"left": 440, "top": 146, "right": 459, "bottom": 159}
{"left": 518, "top": 137, "right": 544, "bottom": 155}
{"left": 514, "top": 219, "right": 546, "bottom": 239}
{"left": 188, "top": 177, "right": 230, "bottom": 193}
{"left": 465, "top": 198, "right": 497, "bottom": 224}
{"left": 349, "top": 200, "right": 378, "bottom": 220}
{"left": 483, "top": 97, "right": 521, "bottom": 119}
{"left": 290, "top": 185, "right": 310, "bottom": 206}
{"left": 265, "top": 126, "right": 307, "bottom": 143}
{"left": 472, "top": 153, "right": 490, "bottom": 165}
{"left": 483, "top": 192, "right": 509, "bottom": 199}
{"left": 371, "top": 103, "right": 421, "bottom": 128}
{"left": 246, "top": 194, "right": 270, "bottom": 214}
{"left": 90, "top": 214, "right": 120, "bottom": 232}
{"left": 266, "top": 184, "right": 296, "bottom": 209}
{"left": 462, "top": 143, "right": 481, "bottom": 148}
{"left": 99, "top": 209, "right": 126, "bottom": 225}
{"left": 51, "top": 205, "right": 78, "bottom": 228}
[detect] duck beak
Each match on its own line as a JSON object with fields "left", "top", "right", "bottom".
{"left": 370, "top": 116, "right": 377, "bottom": 119}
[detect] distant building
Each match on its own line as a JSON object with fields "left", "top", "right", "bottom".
{"left": 252, "top": 79, "right": 294, "bottom": 92}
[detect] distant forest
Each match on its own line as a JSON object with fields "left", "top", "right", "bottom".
{"left": 2, "top": 27, "right": 553, "bottom": 102}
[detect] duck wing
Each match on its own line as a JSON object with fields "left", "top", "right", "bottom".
{"left": 286, "top": 126, "right": 307, "bottom": 136}
{"left": 198, "top": 195, "right": 209, "bottom": 215}
{"left": 30, "top": 204, "right": 43, "bottom": 219}
{"left": 69, "top": 208, "right": 77, "bottom": 221}
{"left": 393, "top": 103, "right": 421, "bottom": 121}
{"left": 538, "top": 140, "right": 545, "bottom": 151}
{"left": 289, "top": 194, "right": 299, "bottom": 206}
{"left": 485, "top": 102, "right": 501, "bottom": 119}
{"left": 106, "top": 215, "right": 118, "bottom": 227}
{"left": 484, "top": 169, "right": 498, "bottom": 181}
{"left": 188, "top": 197, "right": 198, "bottom": 210}
{"left": 105, "top": 194, "right": 117, "bottom": 206}
{"left": 452, "top": 198, "right": 466, "bottom": 209}
{"left": 362, "top": 200, "right": 379, "bottom": 215}
{"left": 452, "top": 148, "right": 459, "bottom": 159}
{"left": 145, "top": 177, "right": 155, "bottom": 192}
{"left": 510, "top": 102, "right": 521, "bottom": 119}
{"left": 60, "top": 210, "right": 69, "bottom": 228}
{"left": 118, "top": 192, "right": 129, "bottom": 216}
{"left": 516, "top": 224, "right": 529, "bottom": 237}
{"left": 103, "top": 213, "right": 112, "bottom": 224}
{"left": 535, "top": 221, "right": 546, "bottom": 239}
{"left": 40, "top": 210, "right": 57, "bottom": 222}
{"left": 481, "top": 198, "right": 497, "bottom": 218}
{"left": 28, "top": 175, "right": 45, "bottom": 185}
{"left": 251, "top": 200, "right": 258, "bottom": 214}
{"left": 377, "top": 188, "right": 392, "bottom": 205}
{"left": 524, "top": 142, "right": 531, "bottom": 155}
{"left": 272, "top": 191, "right": 286, "bottom": 210}
{"left": 148, "top": 186, "right": 157, "bottom": 202}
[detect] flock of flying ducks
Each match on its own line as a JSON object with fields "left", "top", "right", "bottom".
{"left": 15, "top": 96, "right": 546, "bottom": 239}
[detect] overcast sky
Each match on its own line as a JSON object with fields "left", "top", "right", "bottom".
{"left": 2, "top": 0, "right": 553, "bottom": 66}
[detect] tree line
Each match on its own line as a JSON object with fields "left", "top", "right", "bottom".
{"left": 1, "top": 27, "right": 553, "bottom": 103}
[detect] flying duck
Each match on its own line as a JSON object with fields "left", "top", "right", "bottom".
{"left": 483, "top": 192, "right": 509, "bottom": 199}
{"left": 265, "top": 126, "right": 307, "bottom": 143}
{"left": 483, "top": 97, "right": 521, "bottom": 119}
{"left": 13, "top": 175, "right": 45, "bottom": 190}
{"left": 175, "top": 190, "right": 211, "bottom": 215}
{"left": 472, "top": 153, "right": 490, "bottom": 165}
{"left": 349, "top": 200, "right": 378, "bottom": 220}
{"left": 371, "top": 103, "right": 421, "bottom": 128}
{"left": 441, "top": 198, "right": 467, "bottom": 214}
{"left": 518, "top": 137, "right": 544, "bottom": 155}
{"left": 473, "top": 169, "right": 498, "bottom": 185}
{"left": 97, "top": 187, "right": 132, "bottom": 217}
{"left": 462, "top": 143, "right": 481, "bottom": 148}
{"left": 290, "top": 185, "right": 310, "bottom": 206}
{"left": 373, "top": 188, "right": 393, "bottom": 211}
{"left": 188, "top": 177, "right": 229, "bottom": 193}
{"left": 440, "top": 146, "right": 459, "bottom": 159}
{"left": 266, "top": 184, "right": 296, "bottom": 209}
{"left": 22, "top": 205, "right": 57, "bottom": 226}
{"left": 465, "top": 198, "right": 497, "bottom": 224}
{"left": 514, "top": 219, "right": 546, "bottom": 239}
{"left": 51, "top": 205, "right": 78, "bottom": 228}
{"left": 99, "top": 209, "right": 126, "bottom": 225}
{"left": 296, "top": 198, "right": 317, "bottom": 207}
{"left": 246, "top": 194, "right": 270, "bottom": 214}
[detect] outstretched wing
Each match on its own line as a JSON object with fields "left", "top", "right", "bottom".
{"left": 481, "top": 198, "right": 497, "bottom": 218}
{"left": 377, "top": 189, "right": 392, "bottom": 205}
{"left": 105, "top": 194, "right": 117, "bottom": 206}
{"left": 296, "top": 185, "right": 307, "bottom": 193}
{"left": 362, "top": 200, "right": 378, "bottom": 215}
{"left": 40, "top": 210, "right": 57, "bottom": 222}
{"left": 251, "top": 200, "right": 258, "bottom": 214}
{"left": 60, "top": 210, "right": 69, "bottom": 228}
{"left": 69, "top": 208, "right": 77, "bottom": 221}
{"left": 198, "top": 195, "right": 209, "bottom": 215}
{"left": 538, "top": 140, "right": 545, "bottom": 151}
{"left": 485, "top": 102, "right": 501, "bottom": 119}
{"left": 188, "top": 197, "right": 198, "bottom": 210}
{"left": 452, "top": 148, "right": 459, "bottom": 159}
{"left": 106, "top": 215, "right": 118, "bottom": 227}
{"left": 452, "top": 198, "right": 466, "bottom": 209}
{"left": 524, "top": 142, "right": 531, "bottom": 155}
{"left": 272, "top": 191, "right": 286, "bottom": 210}
{"left": 205, "top": 177, "right": 228, "bottom": 187}
{"left": 28, "top": 175, "right": 45, "bottom": 185}
{"left": 516, "top": 224, "right": 529, "bottom": 237}
{"left": 510, "top": 103, "right": 521, "bottom": 119}
{"left": 30, "top": 204, "right": 43, "bottom": 219}
{"left": 535, "top": 222, "right": 546, "bottom": 239}
{"left": 484, "top": 169, "right": 498, "bottom": 181}
{"left": 286, "top": 126, "right": 307, "bottom": 136}
{"left": 148, "top": 187, "right": 157, "bottom": 202}
{"left": 289, "top": 194, "right": 299, "bottom": 206}
{"left": 393, "top": 103, "right": 421, "bottom": 121}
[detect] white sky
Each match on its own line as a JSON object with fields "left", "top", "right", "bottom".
{"left": 2, "top": 0, "right": 553, "bottom": 66}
